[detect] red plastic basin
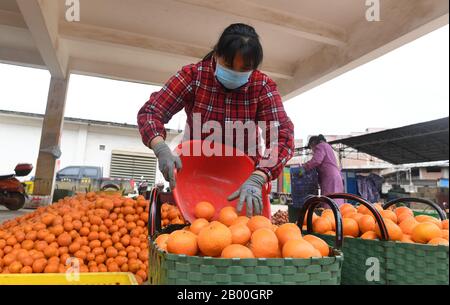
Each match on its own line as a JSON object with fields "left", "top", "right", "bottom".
{"left": 172, "top": 140, "right": 271, "bottom": 223}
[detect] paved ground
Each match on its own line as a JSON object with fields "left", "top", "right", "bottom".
{"left": 0, "top": 205, "right": 34, "bottom": 225}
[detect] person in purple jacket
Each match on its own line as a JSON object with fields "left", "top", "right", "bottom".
{"left": 299, "top": 135, "right": 344, "bottom": 205}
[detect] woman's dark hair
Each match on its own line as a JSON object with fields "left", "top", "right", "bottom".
{"left": 203, "top": 23, "right": 263, "bottom": 70}
{"left": 308, "top": 134, "right": 327, "bottom": 149}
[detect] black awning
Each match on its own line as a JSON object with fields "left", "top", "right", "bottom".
{"left": 328, "top": 117, "right": 449, "bottom": 165}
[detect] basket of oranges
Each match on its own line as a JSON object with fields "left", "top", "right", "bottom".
{"left": 148, "top": 188, "right": 344, "bottom": 285}
{"left": 304, "top": 193, "right": 449, "bottom": 285}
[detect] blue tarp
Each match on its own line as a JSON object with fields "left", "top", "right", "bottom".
{"left": 356, "top": 173, "right": 384, "bottom": 203}
{"left": 290, "top": 166, "right": 319, "bottom": 209}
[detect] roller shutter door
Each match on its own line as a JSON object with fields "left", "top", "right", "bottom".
{"left": 110, "top": 151, "right": 157, "bottom": 184}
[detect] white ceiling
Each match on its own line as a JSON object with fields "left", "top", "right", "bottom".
{"left": 0, "top": 0, "right": 448, "bottom": 98}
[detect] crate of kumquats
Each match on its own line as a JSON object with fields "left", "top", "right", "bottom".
{"left": 302, "top": 194, "right": 448, "bottom": 285}
{"left": 148, "top": 188, "right": 344, "bottom": 285}
{"left": 0, "top": 191, "right": 149, "bottom": 285}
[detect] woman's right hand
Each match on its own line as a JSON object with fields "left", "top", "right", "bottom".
{"left": 151, "top": 139, "right": 182, "bottom": 189}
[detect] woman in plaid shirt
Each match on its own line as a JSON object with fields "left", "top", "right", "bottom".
{"left": 138, "top": 24, "right": 294, "bottom": 216}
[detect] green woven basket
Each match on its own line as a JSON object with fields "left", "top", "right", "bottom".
{"left": 149, "top": 240, "right": 343, "bottom": 285}
{"left": 382, "top": 197, "right": 449, "bottom": 285}
{"left": 309, "top": 194, "right": 449, "bottom": 285}
{"left": 148, "top": 189, "right": 344, "bottom": 285}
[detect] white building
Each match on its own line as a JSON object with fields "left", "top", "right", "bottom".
{"left": 0, "top": 109, "right": 183, "bottom": 187}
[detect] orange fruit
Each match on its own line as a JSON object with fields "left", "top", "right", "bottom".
{"left": 374, "top": 203, "right": 383, "bottom": 212}
{"left": 282, "top": 239, "right": 316, "bottom": 258}
{"left": 275, "top": 223, "right": 302, "bottom": 248}
{"left": 249, "top": 228, "right": 280, "bottom": 258}
{"left": 342, "top": 207, "right": 357, "bottom": 218}
{"left": 348, "top": 213, "right": 364, "bottom": 223}
{"left": 358, "top": 215, "right": 376, "bottom": 233}
{"left": 303, "top": 235, "right": 329, "bottom": 256}
{"left": 441, "top": 229, "right": 449, "bottom": 241}
{"left": 399, "top": 217, "right": 419, "bottom": 235}
{"left": 342, "top": 218, "right": 359, "bottom": 237}
{"left": 340, "top": 203, "right": 355, "bottom": 214}
{"left": 375, "top": 219, "right": 403, "bottom": 241}
{"left": 312, "top": 217, "right": 332, "bottom": 234}
{"left": 428, "top": 237, "right": 449, "bottom": 246}
{"left": 380, "top": 210, "right": 398, "bottom": 224}
{"left": 357, "top": 205, "right": 370, "bottom": 215}
{"left": 229, "top": 224, "right": 251, "bottom": 246}
{"left": 247, "top": 216, "right": 272, "bottom": 233}
{"left": 194, "top": 202, "right": 215, "bottom": 221}
{"left": 397, "top": 212, "right": 413, "bottom": 224}
{"left": 442, "top": 219, "right": 449, "bottom": 230}
{"left": 231, "top": 216, "right": 249, "bottom": 226}
{"left": 197, "top": 222, "right": 232, "bottom": 257}
{"left": 415, "top": 215, "right": 443, "bottom": 229}
{"left": 394, "top": 206, "right": 413, "bottom": 218}
{"left": 302, "top": 210, "right": 319, "bottom": 225}
{"left": 218, "top": 206, "right": 238, "bottom": 227}
{"left": 412, "top": 222, "right": 442, "bottom": 244}
{"left": 221, "top": 244, "right": 254, "bottom": 258}
{"left": 400, "top": 234, "right": 414, "bottom": 244}
{"left": 323, "top": 231, "right": 335, "bottom": 236}
{"left": 321, "top": 210, "right": 336, "bottom": 230}
{"left": 360, "top": 231, "right": 378, "bottom": 240}
{"left": 189, "top": 219, "right": 209, "bottom": 235}
{"left": 166, "top": 230, "right": 198, "bottom": 256}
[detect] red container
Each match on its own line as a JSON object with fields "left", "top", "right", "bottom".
{"left": 14, "top": 163, "right": 33, "bottom": 177}
{"left": 172, "top": 140, "right": 271, "bottom": 223}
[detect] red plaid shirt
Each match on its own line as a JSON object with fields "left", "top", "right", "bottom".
{"left": 137, "top": 58, "right": 294, "bottom": 180}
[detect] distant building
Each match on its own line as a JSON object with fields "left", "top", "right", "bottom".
{"left": 0, "top": 109, "right": 183, "bottom": 188}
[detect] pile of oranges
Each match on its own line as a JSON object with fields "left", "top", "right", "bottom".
{"left": 0, "top": 192, "right": 149, "bottom": 284}
{"left": 154, "top": 201, "right": 331, "bottom": 259}
{"left": 308, "top": 203, "right": 449, "bottom": 246}
{"left": 161, "top": 203, "right": 185, "bottom": 228}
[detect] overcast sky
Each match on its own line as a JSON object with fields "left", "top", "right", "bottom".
{"left": 0, "top": 25, "right": 448, "bottom": 143}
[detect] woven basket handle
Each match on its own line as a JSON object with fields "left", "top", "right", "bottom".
{"left": 148, "top": 187, "right": 161, "bottom": 239}
{"left": 327, "top": 193, "right": 389, "bottom": 241}
{"left": 384, "top": 197, "right": 447, "bottom": 220}
{"left": 297, "top": 196, "right": 344, "bottom": 249}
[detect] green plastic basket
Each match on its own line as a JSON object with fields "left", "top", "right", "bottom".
{"left": 306, "top": 194, "right": 449, "bottom": 285}
{"left": 148, "top": 189, "right": 344, "bottom": 285}
{"left": 149, "top": 240, "right": 343, "bottom": 285}
{"left": 382, "top": 197, "right": 448, "bottom": 285}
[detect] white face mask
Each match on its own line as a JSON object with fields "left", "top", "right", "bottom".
{"left": 215, "top": 61, "right": 252, "bottom": 90}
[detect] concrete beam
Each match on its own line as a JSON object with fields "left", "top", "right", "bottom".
{"left": 59, "top": 22, "right": 293, "bottom": 80}
{"left": 0, "top": 9, "right": 27, "bottom": 28}
{"left": 175, "top": 0, "right": 347, "bottom": 46}
{"left": 33, "top": 77, "right": 69, "bottom": 196}
{"left": 16, "top": 0, "right": 68, "bottom": 78}
{"left": 278, "top": 0, "right": 449, "bottom": 100}
{"left": 68, "top": 57, "right": 173, "bottom": 86}
{"left": 0, "top": 46, "right": 45, "bottom": 69}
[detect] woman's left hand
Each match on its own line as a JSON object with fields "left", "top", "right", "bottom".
{"left": 227, "top": 172, "right": 267, "bottom": 217}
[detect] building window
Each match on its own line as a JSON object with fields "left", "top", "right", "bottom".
{"left": 426, "top": 167, "right": 441, "bottom": 173}
{"left": 99, "top": 145, "right": 106, "bottom": 151}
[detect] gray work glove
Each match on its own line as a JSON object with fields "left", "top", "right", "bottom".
{"left": 227, "top": 173, "right": 266, "bottom": 217}
{"left": 153, "top": 141, "right": 182, "bottom": 189}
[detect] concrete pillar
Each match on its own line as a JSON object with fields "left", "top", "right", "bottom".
{"left": 33, "top": 76, "right": 69, "bottom": 196}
